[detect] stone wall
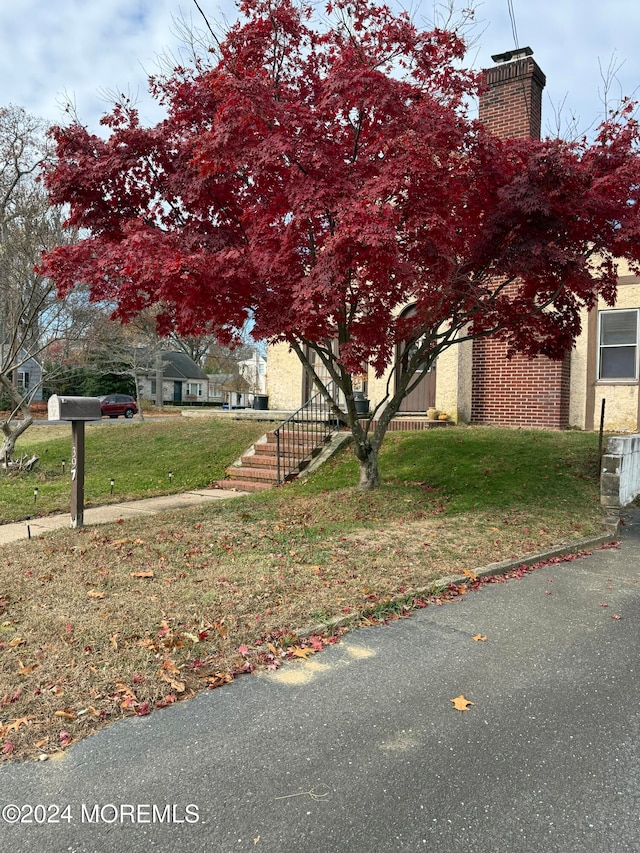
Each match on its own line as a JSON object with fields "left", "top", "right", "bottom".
{"left": 601, "top": 434, "right": 640, "bottom": 510}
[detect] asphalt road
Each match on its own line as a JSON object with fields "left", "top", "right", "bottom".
{"left": 1, "top": 512, "right": 639, "bottom": 853}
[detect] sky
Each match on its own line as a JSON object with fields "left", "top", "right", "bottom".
{"left": 0, "top": 0, "right": 639, "bottom": 137}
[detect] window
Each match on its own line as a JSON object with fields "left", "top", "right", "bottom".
{"left": 598, "top": 310, "right": 639, "bottom": 380}
{"left": 187, "top": 382, "right": 203, "bottom": 397}
{"left": 17, "top": 371, "right": 30, "bottom": 391}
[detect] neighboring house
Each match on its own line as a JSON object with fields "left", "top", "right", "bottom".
{"left": 207, "top": 372, "right": 252, "bottom": 408}
{"left": 138, "top": 351, "right": 209, "bottom": 405}
{"left": 266, "top": 48, "right": 640, "bottom": 434}
{"left": 2, "top": 349, "right": 45, "bottom": 403}
{"left": 238, "top": 350, "right": 267, "bottom": 395}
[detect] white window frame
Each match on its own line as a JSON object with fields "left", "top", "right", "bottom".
{"left": 597, "top": 309, "right": 640, "bottom": 381}
{"left": 17, "top": 370, "right": 30, "bottom": 391}
{"left": 187, "top": 382, "right": 203, "bottom": 397}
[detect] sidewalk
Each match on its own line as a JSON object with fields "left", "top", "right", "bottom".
{"left": 0, "top": 487, "right": 248, "bottom": 546}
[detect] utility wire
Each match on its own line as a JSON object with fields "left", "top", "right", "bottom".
{"left": 507, "top": 0, "right": 520, "bottom": 48}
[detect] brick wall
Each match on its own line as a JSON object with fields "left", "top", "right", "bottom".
{"left": 471, "top": 338, "right": 571, "bottom": 428}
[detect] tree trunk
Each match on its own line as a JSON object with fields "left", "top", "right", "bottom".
{"left": 0, "top": 410, "right": 34, "bottom": 469}
{"left": 356, "top": 444, "right": 380, "bottom": 490}
{"left": 0, "top": 432, "right": 15, "bottom": 467}
{"left": 134, "top": 371, "right": 145, "bottom": 421}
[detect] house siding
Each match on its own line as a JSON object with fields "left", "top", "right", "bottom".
{"left": 266, "top": 342, "right": 304, "bottom": 410}
{"left": 588, "top": 275, "right": 640, "bottom": 433}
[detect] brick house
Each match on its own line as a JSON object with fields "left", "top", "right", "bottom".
{"left": 266, "top": 48, "right": 640, "bottom": 433}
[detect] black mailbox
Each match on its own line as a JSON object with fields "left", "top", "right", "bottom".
{"left": 48, "top": 395, "right": 102, "bottom": 422}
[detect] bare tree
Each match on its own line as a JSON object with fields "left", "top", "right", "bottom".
{"left": 0, "top": 106, "right": 82, "bottom": 468}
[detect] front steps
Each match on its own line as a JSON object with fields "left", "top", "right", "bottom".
{"left": 213, "top": 417, "right": 456, "bottom": 492}
{"left": 213, "top": 430, "right": 320, "bottom": 492}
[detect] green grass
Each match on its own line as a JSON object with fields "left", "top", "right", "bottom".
{"left": 239, "top": 425, "right": 601, "bottom": 525}
{"left": 0, "top": 417, "right": 277, "bottom": 523}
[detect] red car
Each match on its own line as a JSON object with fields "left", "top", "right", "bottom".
{"left": 99, "top": 394, "right": 138, "bottom": 419}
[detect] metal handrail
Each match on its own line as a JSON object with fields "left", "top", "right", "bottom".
{"left": 274, "top": 386, "right": 342, "bottom": 485}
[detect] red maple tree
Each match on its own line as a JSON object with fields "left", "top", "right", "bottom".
{"left": 41, "top": 0, "right": 640, "bottom": 488}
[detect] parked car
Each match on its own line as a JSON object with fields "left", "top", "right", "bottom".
{"left": 99, "top": 394, "right": 138, "bottom": 419}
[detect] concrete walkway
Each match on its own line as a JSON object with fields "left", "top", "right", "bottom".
{"left": 0, "top": 488, "right": 248, "bottom": 546}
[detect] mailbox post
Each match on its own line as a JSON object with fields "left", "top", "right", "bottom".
{"left": 48, "top": 395, "right": 102, "bottom": 529}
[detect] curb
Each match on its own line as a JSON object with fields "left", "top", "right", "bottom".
{"left": 297, "top": 525, "right": 621, "bottom": 640}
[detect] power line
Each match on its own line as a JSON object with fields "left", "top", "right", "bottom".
{"left": 507, "top": 0, "right": 520, "bottom": 48}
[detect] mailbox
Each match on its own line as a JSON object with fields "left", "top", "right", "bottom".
{"left": 47, "top": 395, "right": 102, "bottom": 529}
{"left": 48, "top": 395, "right": 102, "bottom": 422}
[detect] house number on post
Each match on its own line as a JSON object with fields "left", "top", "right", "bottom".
{"left": 47, "top": 395, "right": 102, "bottom": 529}
{"left": 69, "top": 421, "right": 85, "bottom": 528}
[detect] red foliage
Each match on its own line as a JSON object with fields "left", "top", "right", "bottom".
{"left": 40, "top": 0, "right": 640, "bottom": 469}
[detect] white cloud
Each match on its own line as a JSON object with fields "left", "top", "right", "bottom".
{"left": 0, "top": 0, "right": 638, "bottom": 136}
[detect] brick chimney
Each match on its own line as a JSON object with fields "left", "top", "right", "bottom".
{"left": 479, "top": 47, "right": 546, "bottom": 140}
{"left": 471, "top": 49, "right": 571, "bottom": 430}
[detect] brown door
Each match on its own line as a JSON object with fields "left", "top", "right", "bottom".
{"left": 396, "top": 306, "right": 436, "bottom": 412}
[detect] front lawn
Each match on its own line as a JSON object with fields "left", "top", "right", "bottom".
{"left": 0, "top": 426, "right": 608, "bottom": 762}
{"left": 0, "top": 416, "right": 276, "bottom": 523}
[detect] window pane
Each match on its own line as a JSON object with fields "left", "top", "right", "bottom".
{"left": 600, "top": 311, "right": 637, "bottom": 345}
{"left": 600, "top": 346, "right": 637, "bottom": 379}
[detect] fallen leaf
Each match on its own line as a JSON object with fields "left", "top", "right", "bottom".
{"left": 213, "top": 621, "right": 228, "bottom": 640}
{"left": 158, "top": 660, "right": 185, "bottom": 693}
{"left": 451, "top": 695, "right": 474, "bottom": 712}
{"left": 472, "top": 634, "right": 487, "bottom": 642}
{"left": 208, "top": 672, "right": 233, "bottom": 688}
{"left": 290, "top": 646, "right": 316, "bottom": 660}
{"left": 462, "top": 569, "right": 478, "bottom": 581}
{"left": 160, "top": 660, "right": 180, "bottom": 675}
{"left": 7, "top": 716, "right": 34, "bottom": 733}
{"left": 54, "top": 708, "right": 77, "bottom": 720}
{"left": 17, "top": 662, "right": 39, "bottom": 675}
{"left": 612, "top": 613, "right": 622, "bottom": 620}
{"left": 131, "top": 571, "right": 154, "bottom": 579}
{"left": 58, "top": 731, "right": 72, "bottom": 746}
{"left": 86, "top": 590, "right": 105, "bottom": 600}
{"left": 114, "top": 680, "right": 137, "bottom": 700}
{"left": 8, "top": 636, "right": 25, "bottom": 648}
